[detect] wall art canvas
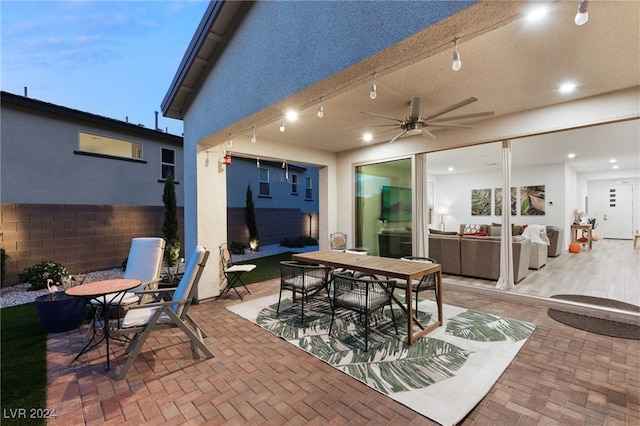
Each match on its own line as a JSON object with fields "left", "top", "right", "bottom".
{"left": 471, "top": 188, "right": 491, "bottom": 216}
{"left": 494, "top": 187, "right": 517, "bottom": 216}
{"left": 520, "top": 185, "right": 545, "bottom": 215}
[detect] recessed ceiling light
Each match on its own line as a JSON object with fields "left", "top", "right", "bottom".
{"left": 448, "top": 167, "right": 454, "bottom": 172}
{"left": 559, "top": 82, "right": 577, "bottom": 93}
{"left": 363, "top": 132, "right": 373, "bottom": 142}
{"left": 285, "top": 110, "right": 298, "bottom": 122}
{"left": 610, "top": 158, "right": 617, "bottom": 163}
{"left": 567, "top": 153, "right": 576, "bottom": 159}
{"left": 613, "top": 164, "right": 619, "bottom": 169}
{"left": 526, "top": 6, "right": 549, "bottom": 22}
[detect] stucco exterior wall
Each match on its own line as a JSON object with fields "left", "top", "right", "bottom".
{"left": 1, "top": 101, "right": 184, "bottom": 206}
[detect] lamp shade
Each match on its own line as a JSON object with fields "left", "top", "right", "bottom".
{"left": 435, "top": 205, "right": 449, "bottom": 215}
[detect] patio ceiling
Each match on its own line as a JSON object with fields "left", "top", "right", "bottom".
{"left": 171, "top": 1, "right": 639, "bottom": 175}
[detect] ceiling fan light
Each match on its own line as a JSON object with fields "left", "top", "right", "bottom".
{"left": 575, "top": 0, "right": 589, "bottom": 25}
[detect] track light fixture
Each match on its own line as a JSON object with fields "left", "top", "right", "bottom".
{"left": 452, "top": 38, "right": 462, "bottom": 71}
{"left": 575, "top": 0, "right": 589, "bottom": 25}
{"left": 251, "top": 127, "right": 256, "bottom": 143}
{"left": 317, "top": 97, "right": 324, "bottom": 118}
{"left": 369, "top": 73, "right": 377, "bottom": 99}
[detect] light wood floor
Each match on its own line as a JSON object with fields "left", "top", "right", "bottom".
{"left": 442, "top": 238, "right": 640, "bottom": 309}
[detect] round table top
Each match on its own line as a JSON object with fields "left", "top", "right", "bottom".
{"left": 65, "top": 278, "right": 141, "bottom": 298}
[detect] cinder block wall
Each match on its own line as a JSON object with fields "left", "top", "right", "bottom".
{"left": 0, "top": 203, "right": 184, "bottom": 287}
{"left": 227, "top": 207, "right": 318, "bottom": 246}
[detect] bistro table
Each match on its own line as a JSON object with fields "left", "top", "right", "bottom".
{"left": 66, "top": 278, "right": 141, "bottom": 370}
{"left": 293, "top": 250, "right": 443, "bottom": 345}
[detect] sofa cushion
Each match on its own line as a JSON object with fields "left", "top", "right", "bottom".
{"left": 490, "top": 225, "right": 501, "bottom": 236}
{"left": 463, "top": 224, "right": 482, "bottom": 234}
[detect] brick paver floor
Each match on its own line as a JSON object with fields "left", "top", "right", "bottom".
{"left": 46, "top": 279, "right": 639, "bottom": 425}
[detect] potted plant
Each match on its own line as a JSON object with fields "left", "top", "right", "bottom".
{"left": 19, "top": 261, "right": 88, "bottom": 333}
{"left": 588, "top": 217, "right": 598, "bottom": 241}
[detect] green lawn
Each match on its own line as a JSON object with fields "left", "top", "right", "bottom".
{"left": 0, "top": 251, "right": 291, "bottom": 424}
{"left": 0, "top": 303, "right": 47, "bottom": 426}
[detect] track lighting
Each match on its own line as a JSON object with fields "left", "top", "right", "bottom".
{"left": 575, "top": 0, "right": 589, "bottom": 25}
{"left": 369, "top": 73, "right": 377, "bottom": 99}
{"left": 452, "top": 38, "right": 461, "bottom": 71}
{"left": 317, "top": 97, "right": 324, "bottom": 118}
{"left": 279, "top": 121, "right": 285, "bottom": 132}
{"left": 251, "top": 127, "right": 256, "bottom": 143}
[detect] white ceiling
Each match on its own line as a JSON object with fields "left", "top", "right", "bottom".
{"left": 221, "top": 1, "right": 639, "bottom": 175}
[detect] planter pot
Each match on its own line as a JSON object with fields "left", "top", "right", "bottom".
{"left": 35, "top": 292, "right": 87, "bottom": 333}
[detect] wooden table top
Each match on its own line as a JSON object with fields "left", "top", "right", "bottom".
{"left": 292, "top": 250, "right": 440, "bottom": 281}
{"left": 65, "top": 278, "right": 141, "bottom": 298}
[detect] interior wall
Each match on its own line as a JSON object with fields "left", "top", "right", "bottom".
{"left": 433, "top": 162, "right": 566, "bottom": 233}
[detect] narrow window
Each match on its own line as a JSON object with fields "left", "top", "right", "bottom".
{"left": 78, "top": 131, "right": 142, "bottom": 159}
{"left": 161, "top": 148, "right": 176, "bottom": 180}
{"left": 291, "top": 174, "right": 298, "bottom": 194}
{"left": 259, "top": 168, "right": 270, "bottom": 196}
{"left": 305, "top": 177, "right": 313, "bottom": 200}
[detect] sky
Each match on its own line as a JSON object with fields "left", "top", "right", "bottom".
{"left": 1, "top": 0, "right": 211, "bottom": 136}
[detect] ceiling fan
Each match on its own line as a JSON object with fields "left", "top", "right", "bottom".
{"left": 362, "top": 96, "right": 494, "bottom": 143}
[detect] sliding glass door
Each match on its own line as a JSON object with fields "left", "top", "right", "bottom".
{"left": 355, "top": 158, "right": 412, "bottom": 257}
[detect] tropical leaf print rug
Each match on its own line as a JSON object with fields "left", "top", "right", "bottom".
{"left": 227, "top": 294, "right": 536, "bottom": 426}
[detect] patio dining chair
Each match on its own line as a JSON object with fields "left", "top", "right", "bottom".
{"left": 114, "top": 245, "right": 213, "bottom": 380}
{"left": 219, "top": 243, "right": 255, "bottom": 299}
{"left": 394, "top": 256, "right": 438, "bottom": 315}
{"left": 329, "top": 271, "right": 398, "bottom": 351}
{"left": 86, "top": 237, "right": 165, "bottom": 340}
{"left": 278, "top": 260, "right": 331, "bottom": 324}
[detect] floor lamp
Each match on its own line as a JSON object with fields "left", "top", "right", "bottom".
{"left": 435, "top": 206, "right": 449, "bottom": 231}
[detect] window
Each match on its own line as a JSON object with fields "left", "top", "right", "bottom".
{"left": 161, "top": 148, "right": 176, "bottom": 180}
{"left": 291, "top": 174, "right": 298, "bottom": 194}
{"left": 259, "top": 168, "right": 270, "bottom": 196}
{"left": 305, "top": 177, "right": 313, "bottom": 200}
{"left": 78, "top": 132, "right": 142, "bottom": 160}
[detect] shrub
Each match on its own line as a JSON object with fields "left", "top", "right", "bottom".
{"left": 280, "top": 236, "right": 318, "bottom": 248}
{"left": 229, "top": 241, "right": 247, "bottom": 255}
{"left": 1, "top": 248, "right": 8, "bottom": 286}
{"left": 18, "top": 260, "right": 69, "bottom": 291}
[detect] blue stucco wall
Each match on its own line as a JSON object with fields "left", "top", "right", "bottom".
{"left": 187, "top": 0, "right": 476, "bottom": 142}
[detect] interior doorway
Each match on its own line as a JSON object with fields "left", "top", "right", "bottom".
{"left": 602, "top": 184, "right": 634, "bottom": 239}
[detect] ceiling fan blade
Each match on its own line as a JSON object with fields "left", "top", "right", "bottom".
{"left": 361, "top": 111, "right": 403, "bottom": 122}
{"left": 424, "top": 97, "right": 478, "bottom": 120}
{"left": 388, "top": 130, "right": 407, "bottom": 143}
{"left": 429, "top": 111, "right": 495, "bottom": 123}
{"left": 410, "top": 96, "right": 421, "bottom": 119}
{"left": 427, "top": 123, "right": 474, "bottom": 129}
{"left": 347, "top": 123, "right": 399, "bottom": 130}
{"left": 421, "top": 128, "right": 436, "bottom": 139}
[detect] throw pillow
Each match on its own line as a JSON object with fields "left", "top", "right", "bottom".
{"left": 490, "top": 225, "right": 502, "bottom": 236}
{"left": 463, "top": 224, "right": 482, "bottom": 234}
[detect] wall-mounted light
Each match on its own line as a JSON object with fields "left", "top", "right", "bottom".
{"left": 575, "top": 0, "right": 589, "bottom": 25}
{"left": 452, "top": 38, "right": 462, "bottom": 71}
{"left": 369, "top": 73, "right": 377, "bottom": 100}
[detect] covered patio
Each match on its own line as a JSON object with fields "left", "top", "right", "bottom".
{"left": 45, "top": 278, "right": 639, "bottom": 424}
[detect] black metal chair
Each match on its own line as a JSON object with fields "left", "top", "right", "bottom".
{"left": 394, "top": 256, "right": 438, "bottom": 314}
{"left": 278, "top": 260, "right": 331, "bottom": 324}
{"left": 329, "top": 271, "right": 398, "bottom": 351}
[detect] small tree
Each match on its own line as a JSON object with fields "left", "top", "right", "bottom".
{"left": 246, "top": 184, "right": 259, "bottom": 251}
{"left": 162, "top": 172, "right": 181, "bottom": 284}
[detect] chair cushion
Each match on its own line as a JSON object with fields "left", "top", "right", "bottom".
{"left": 121, "top": 306, "right": 171, "bottom": 328}
{"left": 283, "top": 276, "right": 325, "bottom": 290}
{"left": 226, "top": 264, "right": 256, "bottom": 273}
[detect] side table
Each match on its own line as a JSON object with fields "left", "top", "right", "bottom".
{"left": 570, "top": 224, "right": 593, "bottom": 252}
{"left": 66, "top": 278, "right": 141, "bottom": 370}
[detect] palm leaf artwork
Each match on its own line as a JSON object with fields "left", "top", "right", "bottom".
{"left": 471, "top": 188, "right": 491, "bottom": 216}
{"left": 520, "top": 185, "right": 545, "bottom": 216}
{"left": 257, "top": 298, "right": 472, "bottom": 395}
{"left": 446, "top": 310, "right": 536, "bottom": 342}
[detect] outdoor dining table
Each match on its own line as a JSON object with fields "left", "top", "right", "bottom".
{"left": 65, "top": 278, "right": 141, "bottom": 370}
{"left": 292, "top": 250, "right": 443, "bottom": 345}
